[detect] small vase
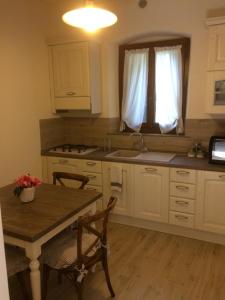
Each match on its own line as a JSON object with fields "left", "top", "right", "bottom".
{"left": 20, "top": 187, "right": 35, "bottom": 203}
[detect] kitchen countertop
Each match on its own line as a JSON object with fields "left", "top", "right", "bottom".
{"left": 41, "top": 149, "right": 225, "bottom": 173}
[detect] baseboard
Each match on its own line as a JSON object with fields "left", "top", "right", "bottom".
{"left": 110, "top": 214, "right": 225, "bottom": 246}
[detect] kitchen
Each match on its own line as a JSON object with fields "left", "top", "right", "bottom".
{"left": 1, "top": 0, "right": 225, "bottom": 299}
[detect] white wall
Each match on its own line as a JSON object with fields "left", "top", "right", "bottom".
{"left": 42, "top": 0, "right": 225, "bottom": 119}
{"left": 0, "top": 0, "right": 54, "bottom": 186}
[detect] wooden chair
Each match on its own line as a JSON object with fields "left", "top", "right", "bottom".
{"left": 53, "top": 172, "right": 89, "bottom": 189}
{"left": 5, "top": 245, "right": 31, "bottom": 300}
{"left": 42, "top": 197, "right": 117, "bottom": 300}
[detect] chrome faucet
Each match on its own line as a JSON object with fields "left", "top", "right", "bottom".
{"left": 130, "top": 132, "right": 149, "bottom": 152}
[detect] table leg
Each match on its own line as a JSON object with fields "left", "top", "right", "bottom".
{"left": 25, "top": 244, "right": 41, "bottom": 300}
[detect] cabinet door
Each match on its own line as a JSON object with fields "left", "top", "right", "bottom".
{"left": 102, "top": 162, "right": 134, "bottom": 216}
{"left": 208, "top": 24, "right": 225, "bottom": 70}
{"left": 206, "top": 71, "right": 225, "bottom": 114}
{"left": 134, "top": 165, "right": 169, "bottom": 223}
{"left": 47, "top": 157, "right": 82, "bottom": 188}
{"left": 196, "top": 171, "right": 225, "bottom": 234}
{"left": 51, "top": 42, "right": 90, "bottom": 97}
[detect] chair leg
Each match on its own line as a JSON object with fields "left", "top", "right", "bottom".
{"left": 57, "top": 271, "right": 63, "bottom": 285}
{"left": 16, "top": 270, "right": 31, "bottom": 300}
{"left": 101, "top": 255, "right": 115, "bottom": 297}
{"left": 75, "top": 281, "right": 84, "bottom": 300}
{"left": 42, "top": 264, "right": 51, "bottom": 300}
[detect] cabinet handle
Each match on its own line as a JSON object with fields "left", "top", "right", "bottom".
{"left": 86, "top": 187, "right": 97, "bottom": 191}
{"left": 175, "top": 185, "right": 189, "bottom": 191}
{"left": 175, "top": 214, "right": 188, "bottom": 220}
{"left": 87, "top": 175, "right": 97, "bottom": 179}
{"left": 219, "top": 175, "right": 225, "bottom": 180}
{"left": 66, "top": 91, "right": 76, "bottom": 96}
{"left": 176, "top": 170, "right": 190, "bottom": 175}
{"left": 108, "top": 168, "right": 126, "bottom": 173}
{"left": 86, "top": 162, "right": 96, "bottom": 166}
{"left": 175, "top": 200, "right": 189, "bottom": 205}
{"left": 145, "top": 167, "right": 157, "bottom": 172}
{"left": 58, "top": 159, "right": 68, "bottom": 164}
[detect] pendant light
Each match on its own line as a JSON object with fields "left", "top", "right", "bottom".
{"left": 62, "top": 1, "right": 118, "bottom": 33}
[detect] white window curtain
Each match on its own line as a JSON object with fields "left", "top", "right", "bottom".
{"left": 120, "top": 48, "right": 149, "bottom": 132}
{"left": 154, "top": 45, "right": 183, "bottom": 134}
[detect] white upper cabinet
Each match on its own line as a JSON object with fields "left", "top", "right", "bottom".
{"left": 206, "top": 70, "right": 225, "bottom": 114}
{"left": 206, "top": 17, "right": 225, "bottom": 114}
{"left": 134, "top": 165, "right": 169, "bottom": 223}
{"left": 207, "top": 18, "right": 225, "bottom": 71}
{"left": 52, "top": 42, "right": 90, "bottom": 98}
{"left": 196, "top": 171, "right": 225, "bottom": 235}
{"left": 48, "top": 41, "right": 101, "bottom": 113}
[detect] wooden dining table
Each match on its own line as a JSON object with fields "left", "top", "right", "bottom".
{"left": 0, "top": 183, "right": 102, "bottom": 300}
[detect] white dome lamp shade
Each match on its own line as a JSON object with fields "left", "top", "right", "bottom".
{"left": 62, "top": 1, "right": 118, "bottom": 33}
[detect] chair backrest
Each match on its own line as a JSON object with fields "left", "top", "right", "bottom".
{"left": 52, "top": 172, "right": 89, "bottom": 189}
{"left": 76, "top": 197, "right": 117, "bottom": 259}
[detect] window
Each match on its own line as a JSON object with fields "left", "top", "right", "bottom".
{"left": 119, "top": 38, "right": 190, "bottom": 134}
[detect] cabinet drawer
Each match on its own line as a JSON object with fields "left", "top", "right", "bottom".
{"left": 83, "top": 172, "right": 102, "bottom": 186}
{"left": 47, "top": 156, "right": 81, "bottom": 168}
{"left": 169, "top": 211, "right": 194, "bottom": 228}
{"left": 170, "top": 182, "right": 196, "bottom": 199}
{"left": 81, "top": 160, "right": 102, "bottom": 173}
{"left": 170, "top": 168, "right": 196, "bottom": 184}
{"left": 84, "top": 185, "right": 103, "bottom": 210}
{"left": 84, "top": 185, "right": 102, "bottom": 193}
{"left": 170, "top": 197, "right": 195, "bottom": 214}
{"left": 135, "top": 165, "right": 166, "bottom": 174}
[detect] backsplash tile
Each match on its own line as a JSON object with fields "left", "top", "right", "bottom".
{"left": 64, "top": 118, "right": 119, "bottom": 146}
{"left": 39, "top": 118, "right": 65, "bottom": 150}
{"left": 39, "top": 118, "right": 225, "bottom": 154}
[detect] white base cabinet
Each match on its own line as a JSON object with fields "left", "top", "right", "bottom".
{"left": 134, "top": 165, "right": 169, "bottom": 223}
{"left": 45, "top": 156, "right": 103, "bottom": 209}
{"left": 47, "top": 157, "right": 82, "bottom": 188}
{"left": 42, "top": 156, "right": 225, "bottom": 241}
{"left": 196, "top": 171, "right": 225, "bottom": 235}
{"left": 102, "top": 162, "right": 134, "bottom": 217}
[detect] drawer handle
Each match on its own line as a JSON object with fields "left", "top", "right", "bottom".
{"left": 176, "top": 170, "right": 190, "bottom": 175}
{"left": 87, "top": 175, "right": 97, "bottom": 179}
{"left": 175, "top": 214, "right": 188, "bottom": 220}
{"left": 86, "top": 162, "right": 96, "bottom": 166}
{"left": 108, "top": 168, "right": 126, "bottom": 173}
{"left": 175, "top": 200, "right": 189, "bottom": 205}
{"left": 66, "top": 91, "right": 76, "bottom": 96}
{"left": 175, "top": 185, "right": 189, "bottom": 191}
{"left": 58, "top": 159, "right": 68, "bottom": 164}
{"left": 145, "top": 167, "right": 157, "bottom": 172}
{"left": 219, "top": 175, "right": 225, "bottom": 180}
{"left": 86, "top": 187, "right": 96, "bottom": 191}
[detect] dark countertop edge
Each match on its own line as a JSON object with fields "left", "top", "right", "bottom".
{"left": 3, "top": 193, "right": 102, "bottom": 243}
{"left": 41, "top": 150, "right": 225, "bottom": 173}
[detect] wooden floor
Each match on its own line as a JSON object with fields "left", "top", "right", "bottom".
{"left": 9, "top": 222, "right": 225, "bottom": 300}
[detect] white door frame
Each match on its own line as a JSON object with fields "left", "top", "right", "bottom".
{"left": 0, "top": 205, "right": 9, "bottom": 300}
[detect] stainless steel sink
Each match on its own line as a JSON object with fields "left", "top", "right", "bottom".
{"left": 106, "top": 149, "right": 176, "bottom": 162}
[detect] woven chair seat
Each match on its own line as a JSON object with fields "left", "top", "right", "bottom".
{"left": 42, "top": 230, "right": 97, "bottom": 270}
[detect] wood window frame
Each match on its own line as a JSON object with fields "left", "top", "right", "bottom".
{"left": 119, "top": 37, "right": 190, "bottom": 134}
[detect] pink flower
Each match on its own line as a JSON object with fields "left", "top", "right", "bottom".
{"left": 15, "top": 174, "right": 42, "bottom": 188}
